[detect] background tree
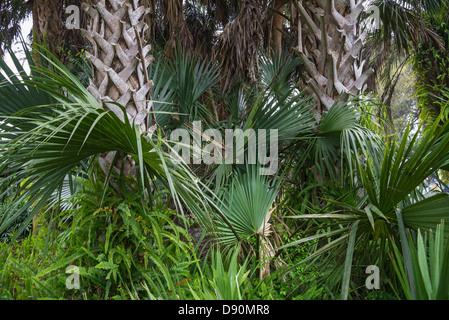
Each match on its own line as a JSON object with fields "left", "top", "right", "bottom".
{"left": 0, "top": 0, "right": 32, "bottom": 57}
{"left": 32, "top": 0, "right": 64, "bottom": 59}
{"left": 0, "top": 0, "right": 86, "bottom": 63}
{"left": 369, "top": 0, "right": 448, "bottom": 123}
{"left": 271, "top": 0, "right": 285, "bottom": 56}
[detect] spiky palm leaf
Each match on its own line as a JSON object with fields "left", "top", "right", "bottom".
{"left": 371, "top": 0, "right": 446, "bottom": 55}
{"left": 159, "top": 49, "right": 220, "bottom": 125}
{"left": 390, "top": 220, "right": 449, "bottom": 300}
{"left": 0, "top": 49, "right": 217, "bottom": 241}
{"left": 313, "top": 99, "right": 382, "bottom": 182}
{"left": 258, "top": 50, "right": 302, "bottom": 98}
{"left": 216, "top": 168, "right": 280, "bottom": 245}
{"left": 280, "top": 110, "right": 449, "bottom": 298}
{"left": 0, "top": 44, "right": 56, "bottom": 130}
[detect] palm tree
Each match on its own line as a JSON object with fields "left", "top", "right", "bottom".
{"left": 80, "top": 0, "right": 156, "bottom": 176}
{"left": 0, "top": 0, "right": 225, "bottom": 242}
{"left": 369, "top": 0, "right": 448, "bottom": 121}
{"left": 292, "top": 0, "right": 374, "bottom": 113}
{"left": 163, "top": 0, "right": 193, "bottom": 53}
{"left": 0, "top": 42, "right": 223, "bottom": 241}
{"left": 32, "top": 0, "right": 65, "bottom": 58}
{"left": 214, "top": 0, "right": 263, "bottom": 92}
{"left": 271, "top": 0, "right": 285, "bottom": 56}
{"left": 279, "top": 104, "right": 449, "bottom": 298}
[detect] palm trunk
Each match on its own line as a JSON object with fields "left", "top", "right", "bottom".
{"left": 163, "top": 0, "right": 193, "bottom": 55}
{"left": 32, "top": 0, "right": 66, "bottom": 234}
{"left": 294, "top": 0, "right": 374, "bottom": 113}
{"left": 271, "top": 0, "right": 284, "bottom": 56}
{"left": 80, "top": 0, "right": 155, "bottom": 176}
{"left": 214, "top": 0, "right": 263, "bottom": 92}
{"left": 32, "top": 0, "right": 64, "bottom": 59}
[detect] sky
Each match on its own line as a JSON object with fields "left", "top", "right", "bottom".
{"left": 3, "top": 16, "right": 33, "bottom": 76}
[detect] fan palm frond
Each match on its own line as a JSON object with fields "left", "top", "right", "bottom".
{"left": 0, "top": 48, "right": 217, "bottom": 241}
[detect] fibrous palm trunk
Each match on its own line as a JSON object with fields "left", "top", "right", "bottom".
{"left": 271, "top": 0, "right": 284, "bottom": 56}
{"left": 163, "top": 0, "right": 193, "bottom": 54}
{"left": 80, "top": 0, "right": 155, "bottom": 176}
{"left": 214, "top": 0, "right": 263, "bottom": 93}
{"left": 32, "top": 0, "right": 66, "bottom": 235}
{"left": 294, "top": 0, "right": 374, "bottom": 114}
{"left": 32, "top": 0, "right": 64, "bottom": 59}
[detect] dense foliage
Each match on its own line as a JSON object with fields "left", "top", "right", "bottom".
{"left": 1, "top": 0, "right": 449, "bottom": 301}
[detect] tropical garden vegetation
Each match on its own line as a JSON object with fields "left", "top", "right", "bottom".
{"left": 0, "top": 0, "right": 449, "bottom": 301}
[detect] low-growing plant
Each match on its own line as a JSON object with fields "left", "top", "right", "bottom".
{"left": 390, "top": 220, "right": 449, "bottom": 300}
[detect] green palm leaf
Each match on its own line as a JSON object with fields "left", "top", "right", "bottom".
{"left": 216, "top": 167, "right": 281, "bottom": 246}
{"left": 0, "top": 48, "right": 216, "bottom": 241}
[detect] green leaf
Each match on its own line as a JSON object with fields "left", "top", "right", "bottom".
{"left": 341, "top": 221, "right": 360, "bottom": 300}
